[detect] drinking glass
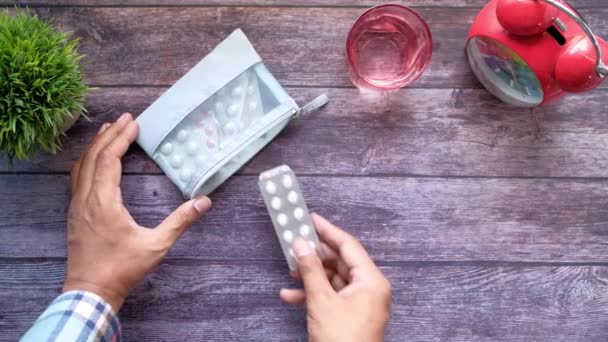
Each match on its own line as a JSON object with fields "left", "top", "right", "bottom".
{"left": 346, "top": 4, "right": 433, "bottom": 90}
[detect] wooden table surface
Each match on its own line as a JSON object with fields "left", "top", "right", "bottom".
{"left": 2, "top": 0, "right": 608, "bottom": 341}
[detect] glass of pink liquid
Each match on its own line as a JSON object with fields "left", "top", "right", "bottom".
{"left": 346, "top": 4, "right": 433, "bottom": 90}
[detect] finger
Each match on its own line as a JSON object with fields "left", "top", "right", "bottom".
{"left": 290, "top": 266, "right": 336, "bottom": 280}
{"left": 320, "top": 242, "right": 339, "bottom": 266}
{"left": 70, "top": 157, "right": 82, "bottom": 194}
{"left": 103, "top": 120, "right": 139, "bottom": 160}
{"left": 292, "top": 239, "right": 334, "bottom": 301}
{"left": 331, "top": 274, "right": 347, "bottom": 291}
{"left": 76, "top": 113, "right": 133, "bottom": 193}
{"left": 279, "top": 288, "right": 306, "bottom": 305}
{"left": 84, "top": 121, "right": 117, "bottom": 157}
{"left": 335, "top": 259, "right": 350, "bottom": 282}
{"left": 154, "top": 196, "right": 212, "bottom": 248}
{"left": 324, "top": 266, "right": 336, "bottom": 280}
{"left": 299, "top": 253, "right": 348, "bottom": 282}
{"left": 93, "top": 121, "right": 139, "bottom": 195}
{"left": 312, "top": 213, "right": 375, "bottom": 269}
{"left": 71, "top": 123, "right": 108, "bottom": 193}
{"left": 98, "top": 122, "right": 111, "bottom": 135}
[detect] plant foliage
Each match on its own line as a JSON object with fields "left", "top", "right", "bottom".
{"left": 0, "top": 9, "right": 88, "bottom": 162}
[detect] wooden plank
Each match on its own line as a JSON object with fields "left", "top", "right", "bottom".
{"left": 2, "top": 259, "right": 608, "bottom": 341}
{"left": 2, "top": 0, "right": 604, "bottom": 8}
{"left": 4, "top": 87, "right": 608, "bottom": 178}
{"left": 2, "top": 174, "right": 608, "bottom": 262}
{"left": 12, "top": 7, "right": 607, "bottom": 88}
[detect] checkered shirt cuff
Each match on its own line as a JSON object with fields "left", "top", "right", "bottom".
{"left": 22, "top": 290, "right": 121, "bottom": 342}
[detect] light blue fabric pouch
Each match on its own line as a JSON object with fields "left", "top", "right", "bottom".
{"left": 136, "top": 29, "right": 328, "bottom": 198}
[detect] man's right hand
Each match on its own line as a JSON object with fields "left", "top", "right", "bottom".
{"left": 280, "top": 213, "right": 392, "bottom": 342}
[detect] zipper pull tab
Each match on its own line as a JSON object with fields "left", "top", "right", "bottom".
{"left": 293, "top": 94, "right": 329, "bottom": 118}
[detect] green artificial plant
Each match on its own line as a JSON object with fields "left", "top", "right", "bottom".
{"left": 0, "top": 9, "right": 88, "bottom": 162}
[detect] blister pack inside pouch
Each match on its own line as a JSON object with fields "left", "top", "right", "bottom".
{"left": 136, "top": 29, "right": 328, "bottom": 198}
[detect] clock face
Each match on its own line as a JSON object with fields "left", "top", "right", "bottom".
{"left": 467, "top": 36, "right": 543, "bottom": 107}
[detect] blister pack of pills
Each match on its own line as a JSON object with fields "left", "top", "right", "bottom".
{"left": 259, "top": 165, "right": 325, "bottom": 270}
{"left": 136, "top": 29, "right": 328, "bottom": 198}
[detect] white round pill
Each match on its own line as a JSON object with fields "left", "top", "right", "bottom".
{"left": 265, "top": 181, "right": 277, "bottom": 194}
{"left": 277, "top": 213, "right": 288, "bottom": 227}
{"left": 271, "top": 197, "right": 281, "bottom": 210}
{"left": 185, "top": 140, "right": 199, "bottom": 155}
{"left": 248, "top": 101, "right": 258, "bottom": 111}
{"left": 232, "top": 86, "right": 243, "bottom": 97}
{"left": 308, "top": 241, "right": 316, "bottom": 250}
{"left": 293, "top": 207, "right": 304, "bottom": 221}
{"left": 282, "top": 230, "right": 294, "bottom": 243}
{"left": 247, "top": 85, "right": 256, "bottom": 95}
{"left": 227, "top": 104, "right": 239, "bottom": 117}
{"left": 160, "top": 142, "right": 173, "bottom": 155}
{"left": 170, "top": 155, "right": 183, "bottom": 168}
{"left": 287, "top": 191, "right": 298, "bottom": 204}
{"left": 180, "top": 168, "right": 192, "bottom": 182}
{"left": 282, "top": 175, "right": 293, "bottom": 188}
{"left": 299, "top": 224, "right": 311, "bottom": 236}
{"left": 223, "top": 122, "right": 238, "bottom": 136}
{"left": 176, "top": 129, "right": 189, "bottom": 143}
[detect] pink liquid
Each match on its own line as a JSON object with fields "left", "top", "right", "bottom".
{"left": 347, "top": 5, "right": 433, "bottom": 90}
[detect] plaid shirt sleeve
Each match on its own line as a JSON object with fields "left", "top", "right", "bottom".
{"left": 21, "top": 290, "right": 121, "bottom": 342}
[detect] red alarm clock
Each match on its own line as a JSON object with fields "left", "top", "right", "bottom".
{"left": 466, "top": 0, "right": 608, "bottom": 106}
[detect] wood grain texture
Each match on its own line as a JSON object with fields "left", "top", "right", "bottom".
{"left": 2, "top": 259, "right": 608, "bottom": 341}
{"left": 2, "top": 2, "right": 608, "bottom": 341}
{"left": 10, "top": 6, "right": 605, "bottom": 88}
{"left": 1, "top": 0, "right": 603, "bottom": 8}
{"left": 3, "top": 174, "right": 608, "bottom": 262}
{"left": 4, "top": 87, "right": 608, "bottom": 178}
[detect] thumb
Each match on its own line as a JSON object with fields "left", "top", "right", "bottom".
{"left": 155, "top": 196, "right": 212, "bottom": 246}
{"left": 293, "top": 239, "right": 334, "bottom": 301}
